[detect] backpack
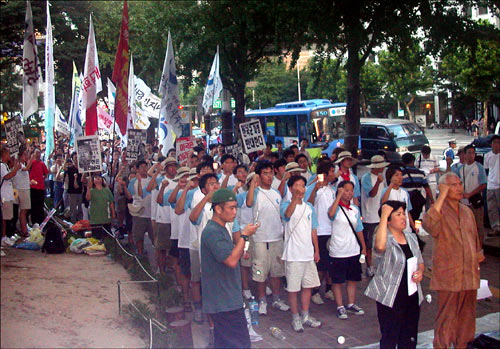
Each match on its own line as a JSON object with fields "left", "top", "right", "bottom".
{"left": 41, "top": 223, "right": 66, "bottom": 254}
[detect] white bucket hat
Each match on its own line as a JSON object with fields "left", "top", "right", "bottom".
{"left": 366, "top": 155, "right": 390, "bottom": 168}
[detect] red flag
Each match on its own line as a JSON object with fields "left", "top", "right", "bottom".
{"left": 112, "top": 1, "right": 130, "bottom": 136}
{"left": 82, "top": 14, "right": 102, "bottom": 136}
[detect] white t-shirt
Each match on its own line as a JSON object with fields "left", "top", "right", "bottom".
{"left": 416, "top": 154, "right": 440, "bottom": 184}
{"left": 150, "top": 177, "right": 162, "bottom": 221}
{"left": 251, "top": 187, "right": 283, "bottom": 243}
{"left": 189, "top": 188, "right": 213, "bottom": 251}
{"left": 381, "top": 187, "right": 412, "bottom": 233}
{"left": 361, "top": 172, "right": 385, "bottom": 224}
{"left": 1, "top": 163, "right": 14, "bottom": 201}
{"left": 219, "top": 173, "right": 238, "bottom": 187}
{"left": 271, "top": 176, "right": 282, "bottom": 191}
{"left": 127, "top": 176, "right": 152, "bottom": 218}
{"left": 329, "top": 205, "right": 363, "bottom": 258}
{"left": 457, "top": 162, "right": 487, "bottom": 205}
{"left": 156, "top": 179, "right": 176, "bottom": 224}
{"left": 484, "top": 151, "right": 499, "bottom": 190}
{"left": 12, "top": 164, "right": 30, "bottom": 190}
{"left": 280, "top": 201, "right": 318, "bottom": 261}
{"left": 176, "top": 189, "right": 195, "bottom": 249}
{"left": 310, "top": 184, "right": 335, "bottom": 236}
{"left": 236, "top": 191, "right": 253, "bottom": 229}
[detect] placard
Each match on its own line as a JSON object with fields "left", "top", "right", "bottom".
{"left": 176, "top": 136, "right": 195, "bottom": 166}
{"left": 4, "top": 117, "right": 25, "bottom": 157}
{"left": 126, "top": 129, "right": 147, "bottom": 161}
{"left": 239, "top": 119, "right": 266, "bottom": 154}
{"left": 76, "top": 135, "right": 102, "bottom": 173}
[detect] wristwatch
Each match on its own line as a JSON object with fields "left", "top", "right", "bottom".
{"left": 241, "top": 234, "right": 249, "bottom": 242}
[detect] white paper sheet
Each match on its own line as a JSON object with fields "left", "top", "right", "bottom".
{"left": 407, "top": 256, "right": 418, "bottom": 296}
{"left": 477, "top": 279, "right": 493, "bottom": 300}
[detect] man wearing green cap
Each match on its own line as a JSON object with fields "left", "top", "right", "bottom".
{"left": 200, "top": 188, "right": 259, "bottom": 348}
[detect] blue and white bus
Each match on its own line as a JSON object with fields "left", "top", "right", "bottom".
{"left": 245, "top": 99, "right": 347, "bottom": 147}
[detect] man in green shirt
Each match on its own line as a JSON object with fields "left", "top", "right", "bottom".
{"left": 200, "top": 188, "right": 258, "bottom": 349}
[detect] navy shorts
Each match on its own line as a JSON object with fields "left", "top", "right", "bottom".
{"left": 329, "top": 255, "right": 362, "bottom": 284}
{"left": 169, "top": 239, "right": 179, "bottom": 258}
{"left": 316, "top": 235, "right": 331, "bottom": 272}
{"left": 363, "top": 223, "right": 378, "bottom": 249}
{"left": 178, "top": 248, "right": 191, "bottom": 276}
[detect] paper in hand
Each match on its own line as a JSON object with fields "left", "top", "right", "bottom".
{"left": 407, "top": 256, "right": 418, "bottom": 296}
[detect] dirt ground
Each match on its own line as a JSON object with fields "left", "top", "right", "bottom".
{"left": 1, "top": 248, "right": 148, "bottom": 348}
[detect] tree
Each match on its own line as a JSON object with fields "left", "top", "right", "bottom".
{"left": 439, "top": 27, "right": 500, "bottom": 135}
{"left": 302, "top": 0, "right": 500, "bottom": 153}
{"left": 306, "top": 55, "right": 343, "bottom": 102}
{"left": 378, "top": 44, "right": 434, "bottom": 121}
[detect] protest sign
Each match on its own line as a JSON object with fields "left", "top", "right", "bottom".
{"left": 76, "top": 135, "right": 102, "bottom": 173}
{"left": 55, "top": 106, "right": 70, "bottom": 136}
{"left": 97, "top": 105, "right": 113, "bottom": 132}
{"left": 239, "top": 119, "right": 266, "bottom": 154}
{"left": 4, "top": 117, "right": 25, "bottom": 157}
{"left": 126, "top": 129, "right": 147, "bottom": 161}
{"left": 176, "top": 136, "right": 195, "bottom": 166}
{"left": 225, "top": 143, "right": 241, "bottom": 158}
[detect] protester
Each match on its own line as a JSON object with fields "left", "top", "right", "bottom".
{"left": 333, "top": 151, "right": 360, "bottom": 206}
{"left": 281, "top": 175, "right": 322, "bottom": 332}
{"left": 200, "top": 188, "right": 258, "bottom": 348}
{"left": 51, "top": 154, "right": 64, "bottom": 209}
{"left": 415, "top": 145, "right": 440, "bottom": 201}
{"left": 12, "top": 149, "right": 33, "bottom": 237}
{"left": 246, "top": 161, "right": 289, "bottom": 315}
{"left": 401, "top": 153, "right": 434, "bottom": 221}
{"left": 381, "top": 166, "right": 414, "bottom": 233}
{"left": 327, "top": 180, "right": 366, "bottom": 319}
{"left": 361, "top": 155, "right": 389, "bottom": 277}
{"left": 295, "top": 153, "right": 312, "bottom": 182}
{"left": 365, "top": 200, "right": 424, "bottom": 349}
{"left": 65, "top": 153, "right": 83, "bottom": 223}
{"left": 1, "top": 148, "right": 21, "bottom": 245}
{"left": 457, "top": 145, "right": 487, "bottom": 246}
{"left": 86, "top": 173, "right": 115, "bottom": 239}
{"left": 422, "top": 172, "right": 484, "bottom": 348}
{"left": 484, "top": 135, "right": 500, "bottom": 236}
{"left": 443, "top": 138, "right": 457, "bottom": 160}
{"left": 29, "top": 149, "right": 48, "bottom": 224}
{"left": 219, "top": 154, "right": 238, "bottom": 186}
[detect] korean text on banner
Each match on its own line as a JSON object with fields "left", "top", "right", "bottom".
{"left": 97, "top": 106, "right": 113, "bottom": 132}
{"left": 4, "top": 117, "right": 25, "bottom": 157}
{"left": 239, "top": 119, "right": 266, "bottom": 154}
{"left": 126, "top": 129, "right": 147, "bottom": 161}
{"left": 176, "top": 136, "right": 195, "bottom": 166}
{"left": 22, "top": 0, "right": 39, "bottom": 120}
{"left": 82, "top": 14, "right": 102, "bottom": 136}
{"left": 75, "top": 135, "right": 102, "bottom": 173}
{"left": 112, "top": 0, "right": 130, "bottom": 136}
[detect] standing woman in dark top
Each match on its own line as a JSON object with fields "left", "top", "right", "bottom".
{"left": 364, "top": 201, "right": 425, "bottom": 349}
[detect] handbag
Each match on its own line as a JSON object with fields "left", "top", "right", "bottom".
{"left": 127, "top": 180, "right": 145, "bottom": 216}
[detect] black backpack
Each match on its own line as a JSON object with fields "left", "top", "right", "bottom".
{"left": 42, "top": 224, "right": 66, "bottom": 254}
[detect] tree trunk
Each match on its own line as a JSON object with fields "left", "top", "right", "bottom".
{"left": 228, "top": 83, "right": 246, "bottom": 144}
{"left": 404, "top": 95, "right": 415, "bottom": 122}
{"left": 345, "top": 44, "right": 362, "bottom": 155}
{"left": 361, "top": 93, "right": 368, "bottom": 118}
{"left": 451, "top": 92, "right": 456, "bottom": 133}
{"left": 221, "top": 89, "right": 234, "bottom": 145}
{"left": 483, "top": 100, "right": 488, "bottom": 136}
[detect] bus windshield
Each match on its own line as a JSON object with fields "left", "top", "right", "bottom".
{"left": 311, "top": 116, "right": 346, "bottom": 143}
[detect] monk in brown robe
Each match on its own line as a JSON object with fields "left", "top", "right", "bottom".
{"left": 422, "top": 172, "right": 484, "bottom": 348}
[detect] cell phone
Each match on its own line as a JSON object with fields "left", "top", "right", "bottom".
{"left": 318, "top": 174, "right": 324, "bottom": 182}
{"left": 254, "top": 211, "right": 260, "bottom": 225}
{"left": 213, "top": 162, "right": 219, "bottom": 170}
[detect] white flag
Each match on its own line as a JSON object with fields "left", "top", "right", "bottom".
{"left": 159, "top": 31, "right": 182, "bottom": 155}
{"left": 55, "top": 105, "right": 70, "bottom": 136}
{"left": 81, "top": 14, "right": 102, "bottom": 135}
{"left": 22, "top": 0, "right": 39, "bottom": 121}
{"left": 202, "top": 46, "right": 223, "bottom": 115}
{"left": 127, "top": 55, "right": 136, "bottom": 130}
{"left": 69, "top": 62, "right": 83, "bottom": 145}
{"left": 44, "top": 1, "right": 55, "bottom": 162}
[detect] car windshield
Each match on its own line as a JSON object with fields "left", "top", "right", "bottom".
{"left": 387, "top": 123, "right": 423, "bottom": 138}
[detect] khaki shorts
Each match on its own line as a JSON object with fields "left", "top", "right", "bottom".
{"left": 132, "top": 216, "right": 153, "bottom": 243}
{"left": 189, "top": 249, "right": 201, "bottom": 282}
{"left": 2, "top": 201, "right": 14, "bottom": 220}
{"left": 285, "top": 260, "right": 321, "bottom": 292}
{"left": 252, "top": 240, "right": 285, "bottom": 282}
{"left": 240, "top": 240, "right": 253, "bottom": 268}
{"left": 17, "top": 189, "right": 31, "bottom": 210}
{"left": 155, "top": 223, "right": 171, "bottom": 251}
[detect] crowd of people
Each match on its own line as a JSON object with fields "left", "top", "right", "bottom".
{"left": 1, "top": 133, "right": 499, "bottom": 348}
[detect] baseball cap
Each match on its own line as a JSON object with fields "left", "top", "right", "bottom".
{"left": 211, "top": 188, "right": 237, "bottom": 204}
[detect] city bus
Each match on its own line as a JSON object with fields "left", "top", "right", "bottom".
{"left": 244, "top": 99, "right": 346, "bottom": 147}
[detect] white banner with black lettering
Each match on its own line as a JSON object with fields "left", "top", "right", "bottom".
{"left": 239, "top": 119, "right": 266, "bottom": 154}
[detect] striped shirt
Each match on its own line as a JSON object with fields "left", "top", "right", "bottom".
{"left": 401, "top": 166, "right": 429, "bottom": 193}
{"left": 364, "top": 230, "right": 424, "bottom": 308}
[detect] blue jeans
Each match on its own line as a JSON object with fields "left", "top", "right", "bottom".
{"left": 53, "top": 182, "right": 64, "bottom": 209}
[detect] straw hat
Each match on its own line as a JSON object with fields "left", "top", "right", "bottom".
{"left": 187, "top": 167, "right": 198, "bottom": 181}
{"left": 243, "top": 172, "right": 256, "bottom": 191}
{"left": 366, "top": 155, "right": 390, "bottom": 169}
{"left": 285, "top": 162, "right": 305, "bottom": 173}
{"left": 173, "top": 166, "right": 190, "bottom": 181}
{"left": 334, "top": 151, "right": 358, "bottom": 165}
{"left": 162, "top": 157, "right": 177, "bottom": 167}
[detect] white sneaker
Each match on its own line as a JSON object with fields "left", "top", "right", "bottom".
{"left": 266, "top": 286, "right": 272, "bottom": 296}
{"left": 302, "top": 314, "right": 322, "bottom": 328}
{"left": 311, "top": 293, "right": 324, "bottom": 305}
{"left": 291, "top": 318, "right": 304, "bottom": 332}
{"left": 1, "top": 251, "right": 6, "bottom": 257}
{"left": 324, "top": 290, "right": 335, "bottom": 301}
{"left": 1, "top": 237, "right": 15, "bottom": 247}
{"left": 258, "top": 301, "right": 267, "bottom": 316}
{"left": 272, "top": 299, "right": 290, "bottom": 311}
{"left": 243, "top": 289, "right": 253, "bottom": 300}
